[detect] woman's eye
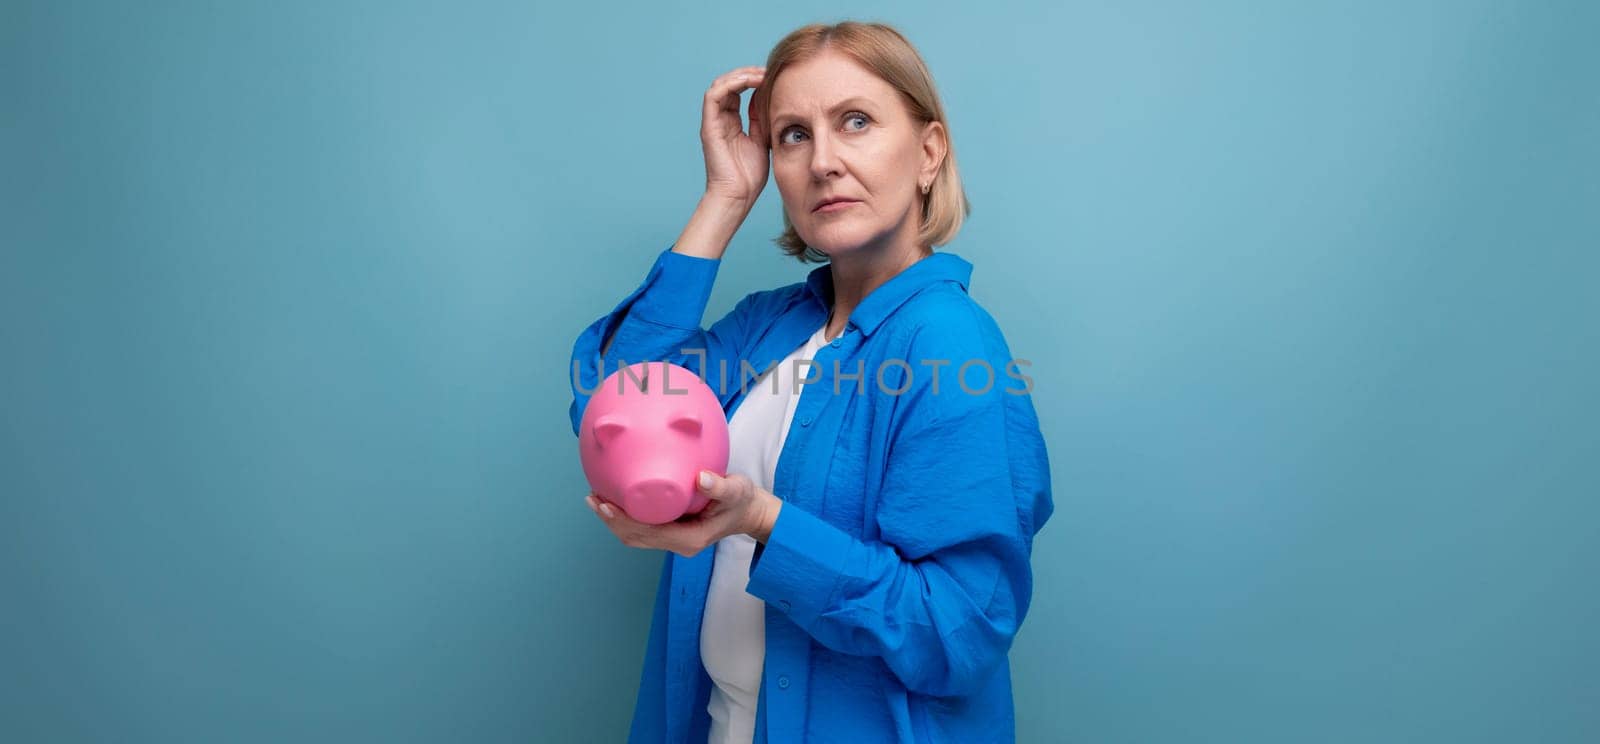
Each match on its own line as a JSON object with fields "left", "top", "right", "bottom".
{"left": 778, "top": 114, "right": 868, "bottom": 145}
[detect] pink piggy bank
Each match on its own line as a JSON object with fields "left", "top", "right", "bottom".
{"left": 579, "top": 361, "right": 730, "bottom": 524}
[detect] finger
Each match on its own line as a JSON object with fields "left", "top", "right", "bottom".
{"left": 748, "top": 91, "right": 768, "bottom": 147}
{"left": 707, "top": 68, "right": 763, "bottom": 101}
{"left": 589, "top": 494, "right": 630, "bottom": 526}
{"left": 715, "top": 73, "right": 763, "bottom": 117}
{"left": 705, "top": 70, "right": 767, "bottom": 121}
{"left": 715, "top": 65, "right": 766, "bottom": 83}
{"left": 596, "top": 499, "right": 647, "bottom": 530}
{"left": 697, "top": 470, "right": 746, "bottom": 502}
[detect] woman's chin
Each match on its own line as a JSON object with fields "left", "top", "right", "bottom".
{"left": 802, "top": 227, "right": 874, "bottom": 257}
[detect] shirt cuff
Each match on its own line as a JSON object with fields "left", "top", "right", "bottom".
{"left": 628, "top": 245, "right": 720, "bottom": 330}
{"left": 744, "top": 502, "right": 854, "bottom": 630}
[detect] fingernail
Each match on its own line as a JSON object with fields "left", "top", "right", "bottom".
{"left": 600, "top": 505, "right": 614, "bottom": 519}
{"left": 699, "top": 471, "right": 714, "bottom": 490}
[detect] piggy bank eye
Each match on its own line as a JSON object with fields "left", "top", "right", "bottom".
{"left": 594, "top": 415, "right": 627, "bottom": 448}
{"left": 669, "top": 413, "right": 702, "bottom": 438}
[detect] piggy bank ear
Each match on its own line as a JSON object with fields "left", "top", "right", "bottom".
{"left": 594, "top": 415, "right": 626, "bottom": 449}
{"left": 668, "top": 412, "right": 702, "bottom": 438}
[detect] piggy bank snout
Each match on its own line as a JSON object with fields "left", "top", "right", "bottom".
{"left": 624, "top": 478, "right": 691, "bottom": 524}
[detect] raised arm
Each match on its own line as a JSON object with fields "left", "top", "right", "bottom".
{"left": 571, "top": 65, "right": 772, "bottom": 435}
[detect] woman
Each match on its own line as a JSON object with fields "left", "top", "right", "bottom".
{"left": 568, "top": 21, "right": 1053, "bottom": 744}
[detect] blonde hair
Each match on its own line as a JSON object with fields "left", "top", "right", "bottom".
{"left": 752, "top": 21, "right": 971, "bottom": 263}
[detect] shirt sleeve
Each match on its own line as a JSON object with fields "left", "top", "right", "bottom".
{"left": 744, "top": 313, "right": 1055, "bottom": 698}
{"left": 568, "top": 245, "right": 758, "bottom": 437}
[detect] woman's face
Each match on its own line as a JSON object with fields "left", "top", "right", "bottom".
{"left": 766, "top": 50, "right": 943, "bottom": 258}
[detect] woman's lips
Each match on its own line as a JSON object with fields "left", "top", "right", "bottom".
{"left": 814, "top": 200, "right": 860, "bottom": 213}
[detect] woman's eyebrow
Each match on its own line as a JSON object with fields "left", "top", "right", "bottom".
{"left": 770, "top": 97, "right": 876, "bottom": 127}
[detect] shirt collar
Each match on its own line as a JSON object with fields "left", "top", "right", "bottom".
{"left": 803, "top": 252, "right": 974, "bottom": 338}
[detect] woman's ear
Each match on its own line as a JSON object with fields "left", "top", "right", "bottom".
{"left": 919, "top": 120, "right": 947, "bottom": 187}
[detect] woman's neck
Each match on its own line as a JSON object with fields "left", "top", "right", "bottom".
{"left": 825, "top": 242, "right": 929, "bottom": 340}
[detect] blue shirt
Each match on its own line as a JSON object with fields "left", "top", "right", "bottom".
{"left": 568, "top": 246, "right": 1054, "bottom": 743}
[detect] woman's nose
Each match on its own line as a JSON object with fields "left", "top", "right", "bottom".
{"left": 809, "top": 132, "right": 842, "bottom": 180}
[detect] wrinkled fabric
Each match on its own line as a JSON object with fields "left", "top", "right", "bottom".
{"left": 569, "top": 246, "right": 1054, "bottom": 743}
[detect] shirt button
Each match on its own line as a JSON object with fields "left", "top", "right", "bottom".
{"left": 799, "top": 416, "right": 811, "bottom": 427}
{"left": 830, "top": 338, "right": 841, "bottom": 348}
{"left": 778, "top": 600, "right": 792, "bottom": 612}
{"left": 778, "top": 676, "right": 791, "bottom": 690}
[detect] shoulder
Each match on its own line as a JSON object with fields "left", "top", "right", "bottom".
{"left": 885, "top": 283, "right": 1015, "bottom": 366}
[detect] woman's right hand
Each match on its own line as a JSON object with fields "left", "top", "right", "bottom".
{"left": 700, "top": 66, "right": 769, "bottom": 207}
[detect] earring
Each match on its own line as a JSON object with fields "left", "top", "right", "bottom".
{"left": 920, "top": 181, "right": 930, "bottom": 194}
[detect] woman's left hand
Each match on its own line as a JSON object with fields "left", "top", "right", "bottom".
{"left": 586, "top": 471, "right": 782, "bottom": 557}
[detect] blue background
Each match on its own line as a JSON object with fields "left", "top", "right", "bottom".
{"left": 3, "top": 1, "right": 1596, "bottom": 741}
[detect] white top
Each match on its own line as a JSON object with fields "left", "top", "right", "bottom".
{"left": 700, "top": 321, "right": 831, "bottom": 744}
